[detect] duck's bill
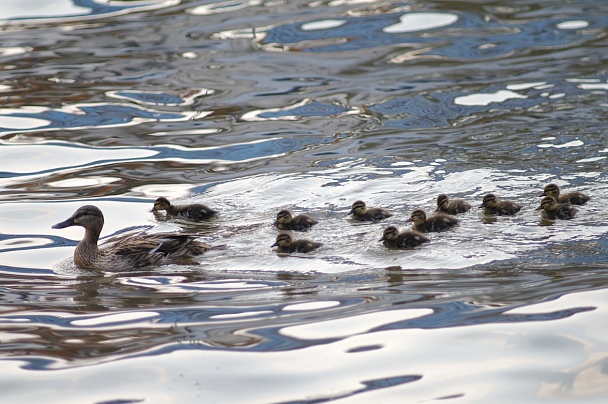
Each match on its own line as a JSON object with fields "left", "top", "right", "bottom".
{"left": 435, "top": 206, "right": 441, "bottom": 212}
{"left": 52, "top": 218, "right": 74, "bottom": 229}
{"left": 270, "top": 242, "right": 278, "bottom": 248}
{"left": 534, "top": 206, "right": 543, "bottom": 211}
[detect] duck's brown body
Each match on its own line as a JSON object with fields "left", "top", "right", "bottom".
{"left": 539, "top": 183, "right": 589, "bottom": 205}
{"left": 380, "top": 226, "right": 430, "bottom": 249}
{"left": 152, "top": 197, "right": 218, "bottom": 221}
{"left": 53, "top": 205, "right": 214, "bottom": 271}
{"left": 436, "top": 194, "right": 471, "bottom": 215}
{"left": 407, "top": 209, "right": 459, "bottom": 232}
{"left": 348, "top": 200, "right": 392, "bottom": 222}
{"left": 479, "top": 194, "right": 521, "bottom": 216}
{"left": 536, "top": 196, "right": 576, "bottom": 220}
{"left": 274, "top": 210, "right": 318, "bottom": 231}
{"left": 271, "top": 233, "right": 322, "bottom": 253}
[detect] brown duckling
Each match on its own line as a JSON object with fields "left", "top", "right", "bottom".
{"left": 52, "top": 205, "right": 216, "bottom": 271}
{"left": 380, "top": 226, "right": 430, "bottom": 249}
{"left": 271, "top": 233, "right": 322, "bottom": 254}
{"left": 407, "top": 209, "right": 459, "bottom": 232}
{"left": 479, "top": 193, "right": 521, "bottom": 216}
{"left": 152, "top": 196, "right": 218, "bottom": 221}
{"left": 348, "top": 200, "right": 392, "bottom": 222}
{"left": 539, "top": 183, "right": 589, "bottom": 205}
{"left": 436, "top": 194, "right": 471, "bottom": 214}
{"left": 536, "top": 196, "right": 576, "bottom": 220}
{"left": 274, "top": 209, "right": 318, "bottom": 231}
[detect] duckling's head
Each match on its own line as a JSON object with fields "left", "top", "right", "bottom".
{"left": 348, "top": 200, "right": 367, "bottom": 215}
{"left": 271, "top": 233, "right": 292, "bottom": 248}
{"left": 436, "top": 194, "right": 449, "bottom": 211}
{"left": 536, "top": 196, "right": 557, "bottom": 211}
{"left": 152, "top": 197, "right": 171, "bottom": 212}
{"left": 407, "top": 209, "right": 427, "bottom": 225}
{"left": 275, "top": 210, "right": 293, "bottom": 224}
{"left": 380, "top": 226, "right": 399, "bottom": 242}
{"left": 52, "top": 205, "right": 104, "bottom": 230}
{"left": 540, "top": 183, "right": 560, "bottom": 198}
{"left": 481, "top": 193, "right": 498, "bottom": 208}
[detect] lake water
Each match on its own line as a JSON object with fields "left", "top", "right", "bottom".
{"left": 1, "top": 0, "right": 608, "bottom": 402}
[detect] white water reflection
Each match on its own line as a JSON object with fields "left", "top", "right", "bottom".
{"left": 383, "top": 13, "right": 459, "bottom": 34}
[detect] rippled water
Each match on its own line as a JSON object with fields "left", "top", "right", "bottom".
{"left": 1, "top": 0, "right": 608, "bottom": 402}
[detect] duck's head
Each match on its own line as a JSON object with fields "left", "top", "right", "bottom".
{"left": 52, "top": 205, "right": 104, "bottom": 231}
{"left": 271, "top": 233, "right": 292, "bottom": 248}
{"left": 151, "top": 197, "right": 171, "bottom": 212}
{"left": 540, "top": 183, "right": 560, "bottom": 198}
{"left": 348, "top": 200, "right": 367, "bottom": 215}
{"left": 274, "top": 210, "right": 293, "bottom": 225}
{"left": 407, "top": 209, "right": 427, "bottom": 225}
{"left": 436, "top": 194, "right": 449, "bottom": 211}
{"left": 380, "top": 226, "right": 399, "bottom": 242}
{"left": 480, "top": 193, "right": 498, "bottom": 208}
{"left": 536, "top": 196, "right": 557, "bottom": 211}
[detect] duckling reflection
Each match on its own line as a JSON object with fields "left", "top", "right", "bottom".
{"left": 539, "top": 183, "right": 589, "bottom": 205}
{"left": 407, "top": 209, "right": 459, "bottom": 232}
{"left": 348, "top": 200, "right": 392, "bottom": 222}
{"left": 152, "top": 196, "right": 218, "bottom": 221}
{"left": 52, "top": 205, "right": 216, "bottom": 271}
{"left": 479, "top": 194, "right": 521, "bottom": 216}
{"left": 271, "top": 233, "right": 322, "bottom": 254}
{"left": 436, "top": 194, "right": 471, "bottom": 214}
{"left": 536, "top": 196, "right": 576, "bottom": 220}
{"left": 380, "top": 226, "right": 429, "bottom": 249}
{"left": 274, "top": 209, "right": 318, "bottom": 231}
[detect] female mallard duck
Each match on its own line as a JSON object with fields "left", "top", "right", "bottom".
{"left": 274, "top": 209, "right": 318, "bottom": 231}
{"left": 348, "top": 200, "right": 392, "bottom": 222}
{"left": 52, "top": 205, "right": 216, "bottom": 271}
{"left": 479, "top": 193, "right": 521, "bottom": 216}
{"left": 536, "top": 196, "right": 576, "bottom": 220}
{"left": 271, "top": 233, "right": 322, "bottom": 253}
{"left": 152, "top": 196, "right": 218, "bottom": 221}
{"left": 539, "top": 183, "right": 589, "bottom": 205}
{"left": 436, "top": 194, "right": 471, "bottom": 214}
{"left": 380, "top": 226, "right": 429, "bottom": 249}
{"left": 407, "top": 209, "right": 459, "bottom": 232}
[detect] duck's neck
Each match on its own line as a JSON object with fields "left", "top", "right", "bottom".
{"left": 74, "top": 228, "right": 100, "bottom": 268}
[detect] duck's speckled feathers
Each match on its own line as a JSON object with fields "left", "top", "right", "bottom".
{"left": 436, "top": 194, "right": 471, "bottom": 215}
{"left": 274, "top": 209, "right": 318, "bottom": 231}
{"left": 536, "top": 196, "right": 576, "bottom": 220}
{"left": 479, "top": 194, "right": 521, "bottom": 216}
{"left": 380, "top": 226, "right": 430, "bottom": 249}
{"left": 348, "top": 200, "right": 392, "bottom": 222}
{"left": 407, "top": 209, "right": 459, "bottom": 232}
{"left": 152, "top": 196, "right": 218, "bottom": 221}
{"left": 271, "top": 233, "right": 322, "bottom": 253}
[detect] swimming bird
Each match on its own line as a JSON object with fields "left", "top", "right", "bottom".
{"left": 274, "top": 209, "right": 318, "bottom": 231}
{"left": 380, "top": 226, "right": 429, "bottom": 249}
{"left": 436, "top": 194, "right": 471, "bottom": 214}
{"left": 407, "top": 209, "right": 459, "bottom": 232}
{"left": 271, "top": 233, "right": 322, "bottom": 253}
{"left": 52, "top": 205, "right": 215, "bottom": 271}
{"left": 151, "top": 196, "right": 218, "bottom": 221}
{"left": 348, "top": 200, "right": 392, "bottom": 221}
{"left": 479, "top": 193, "right": 521, "bottom": 216}
{"left": 536, "top": 196, "right": 576, "bottom": 220}
{"left": 539, "top": 183, "right": 589, "bottom": 205}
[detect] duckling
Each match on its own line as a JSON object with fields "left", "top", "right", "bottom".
{"left": 380, "top": 226, "right": 430, "bottom": 249}
{"left": 479, "top": 193, "right": 521, "bottom": 216}
{"left": 539, "top": 183, "right": 589, "bottom": 205}
{"left": 536, "top": 196, "right": 576, "bottom": 220}
{"left": 52, "top": 205, "right": 216, "bottom": 271}
{"left": 274, "top": 209, "right": 318, "bottom": 231}
{"left": 407, "top": 209, "right": 459, "bottom": 232}
{"left": 436, "top": 194, "right": 471, "bottom": 214}
{"left": 271, "top": 233, "right": 322, "bottom": 253}
{"left": 151, "top": 196, "right": 218, "bottom": 221}
{"left": 348, "top": 200, "right": 392, "bottom": 222}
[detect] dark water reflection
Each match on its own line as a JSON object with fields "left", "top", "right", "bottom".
{"left": 1, "top": 0, "right": 608, "bottom": 402}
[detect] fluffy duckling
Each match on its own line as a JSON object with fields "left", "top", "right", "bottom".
{"left": 271, "top": 233, "right": 322, "bottom": 253}
{"left": 536, "top": 196, "right": 576, "bottom": 220}
{"left": 407, "top": 209, "right": 459, "bottom": 232}
{"left": 479, "top": 193, "right": 521, "bottom": 216}
{"left": 152, "top": 197, "right": 218, "bottom": 221}
{"left": 539, "top": 183, "right": 589, "bottom": 205}
{"left": 52, "top": 205, "right": 216, "bottom": 271}
{"left": 274, "top": 209, "right": 318, "bottom": 231}
{"left": 348, "top": 200, "right": 392, "bottom": 222}
{"left": 380, "top": 226, "right": 430, "bottom": 249}
{"left": 436, "top": 194, "right": 471, "bottom": 214}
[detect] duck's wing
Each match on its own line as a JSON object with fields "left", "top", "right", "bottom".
{"left": 110, "top": 233, "right": 209, "bottom": 258}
